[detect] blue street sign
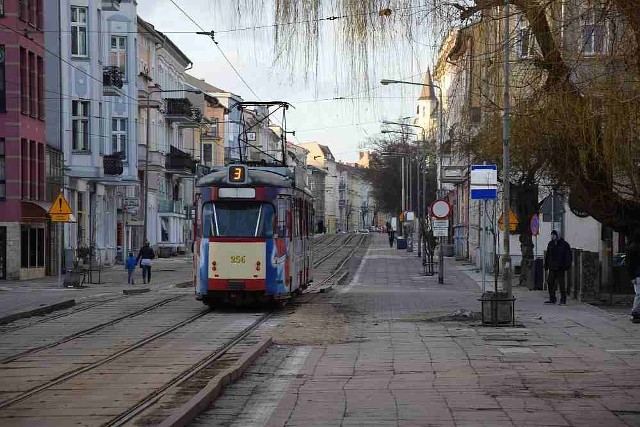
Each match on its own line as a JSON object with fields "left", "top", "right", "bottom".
{"left": 470, "top": 164, "right": 498, "bottom": 200}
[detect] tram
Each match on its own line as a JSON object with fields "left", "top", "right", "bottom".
{"left": 193, "top": 163, "right": 314, "bottom": 306}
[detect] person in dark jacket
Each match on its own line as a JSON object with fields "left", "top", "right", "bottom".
{"left": 544, "top": 230, "right": 572, "bottom": 305}
{"left": 626, "top": 229, "right": 640, "bottom": 322}
{"left": 136, "top": 241, "right": 155, "bottom": 284}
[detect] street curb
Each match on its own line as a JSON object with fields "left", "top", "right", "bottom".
{"left": 123, "top": 288, "right": 151, "bottom": 295}
{"left": 159, "top": 336, "right": 273, "bottom": 427}
{"left": 0, "top": 299, "right": 76, "bottom": 326}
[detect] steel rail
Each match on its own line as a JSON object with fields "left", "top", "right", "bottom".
{"left": 0, "top": 295, "right": 186, "bottom": 364}
{"left": 0, "top": 306, "right": 211, "bottom": 409}
{"left": 106, "top": 310, "right": 275, "bottom": 426}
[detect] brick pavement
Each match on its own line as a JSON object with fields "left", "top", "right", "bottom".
{"left": 192, "top": 233, "right": 640, "bottom": 427}
{"left": 0, "top": 255, "right": 193, "bottom": 324}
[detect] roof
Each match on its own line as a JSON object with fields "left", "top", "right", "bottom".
{"left": 185, "top": 73, "right": 225, "bottom": 94}
{"left": 418, "top": 68, "right": 437, "bottom": 101}
{"left": 137, "top": 16, "right": 191, "bottom": 67}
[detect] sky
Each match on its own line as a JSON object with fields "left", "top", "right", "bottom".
{"left": 138, "top": 0, "right": 438, "bottom": 163}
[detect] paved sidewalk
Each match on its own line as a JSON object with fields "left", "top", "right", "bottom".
{"left": 0, "top": 255, "right": 193, "bottom": 324}
{"left": 194, "top": 234, "right": 640, "bottom": 427}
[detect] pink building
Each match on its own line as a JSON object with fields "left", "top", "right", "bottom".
{"left": 0, "top": 0, "right": 47, "bottom": 280}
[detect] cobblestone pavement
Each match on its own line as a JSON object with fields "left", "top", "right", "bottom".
{"left": 192, "top": 234, "right": 640, "bottom": 427}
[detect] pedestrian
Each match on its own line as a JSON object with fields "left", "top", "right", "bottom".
{"left": 626, "top": 229, "right": 640, "bottom": 323}
{"left": 125, "top": 251, "right": 136, "bottom": 285}
{"left": 388, "top": 223, "right": 395, "bottom": 248}
{"left": 136, "top": 240, "right": 155, "bottom": 284}
{"left": 544, "top": 230, "right": 572, "bottom": 305}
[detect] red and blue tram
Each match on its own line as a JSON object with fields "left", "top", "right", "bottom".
{"left": 193, "top": 164, "right": 314, "bottom": 306}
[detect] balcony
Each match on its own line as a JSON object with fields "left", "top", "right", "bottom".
{"left": 103, "top": 66, "right": 124, "bottom": 96}
{"left": 103, "top": 153, "right": 124, "bottom": 176}
{"left": 166, "top": 146, "right": 196, "bottom": 175}
{"left": 158, "top": 199, "right": 185, "bottom": 215}
{"left": 101, "top": 0, "right": 121, "bottom": 11}
{"left": 165, "top": 98, "right": 202, "bottom": 127}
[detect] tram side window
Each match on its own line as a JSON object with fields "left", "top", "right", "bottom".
{"left": 203, "top": 202, "right": 274, "bottom": 238}
{"left": 276, "top": 198, "right": 289, "bottom": 238}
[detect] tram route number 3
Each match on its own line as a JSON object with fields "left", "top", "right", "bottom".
{"left": 230, "top": 256, "right": 246, "bottom": 264}
{"left": 229, "top": 166, "right": 246, "bottom": 183}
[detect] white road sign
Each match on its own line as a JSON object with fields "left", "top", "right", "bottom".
{"left": 432, "top": 219, "right": 449, "bottom": 237}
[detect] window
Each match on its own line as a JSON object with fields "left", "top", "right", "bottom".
{"left": 203, "top": 202, "right": 274, "bottom": 238}
{"left": 28, "top": 52, "right": 36, "bottom": 116}
{"left": 109, "top": 36, "right": 127, "bottom": 78}
{"left": 21, "top": 225, "right": 45, "bottom": 268}
{"left": 72, "top": 100, "right": 89, "bottom": 151}
{"left": 0, "top": 45, "right": 5, "bottom": 112}
{"left": 518, "top": 27, "right": 535, "bottom": 58}
{"left": 582, "top": 9, "right": 608, "bottom": 55}
{"left": 0, "top": 0, "right": 4, "bottom": 16}
{"left": 112, "top": 118, "right": 127, "bottom": 157}
{"left": 21, "top": 139, "right": 28, "bottom": 199}
{"left": 46, "top": 148, "right": 62, "bottom": 202}
{"left": 37, "top": 56, "right": 44, "bottom": 119}
{"left": 20, "top": 48, "right": 28, "bottom": 114}
{"left": 0, "top": 139, "right": 5, "bottom": 200}
{"left": 71, "top": 6, "right": 88, "bottom": 57}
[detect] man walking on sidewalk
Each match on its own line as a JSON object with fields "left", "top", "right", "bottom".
{"left": 544, "top": 230, "right": 572, "bottom": 305}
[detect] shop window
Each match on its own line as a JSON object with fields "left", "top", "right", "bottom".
{"left": 0, "top": 138, "right": 5, "bottom": 200}
{"left": 21, "top": 225, "right": 44, "bottom": 268}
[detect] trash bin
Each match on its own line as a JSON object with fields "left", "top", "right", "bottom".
{"left": 528, "top": 258, "right": 544, "bottom": 290}
{"left": 396, "top": 237, "right": 407, "bottom": 250}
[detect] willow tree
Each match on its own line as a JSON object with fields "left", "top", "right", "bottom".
{"left": 216, "top": 0, "right": 640, "bottom": 237}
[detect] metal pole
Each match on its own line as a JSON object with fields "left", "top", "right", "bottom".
{"left": 143, "top": 90, "right": 151, "bottom": 243}
{"left": 401, "top": 155, "right": 405, "bottom": 214}
{"left": 437, "top": 87, "right": 445, "bottom": 284}
{"left": 57, "top": 221, "right": 62, "bottom": 288}
{"left": 417, "top": 143, "right": 422, "bottom": 257}
{"left": 502, "top": 0, "right": 512, "bottom": 297}
{"left": 482, "top": 199, "right": 486, "bottom": 293}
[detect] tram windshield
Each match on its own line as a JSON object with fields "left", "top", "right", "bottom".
{"left": 203, "top": 202, "right": 274, "bottom": 238}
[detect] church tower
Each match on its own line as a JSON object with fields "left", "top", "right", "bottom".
{"left": 415, "top": 69, "right": 438, "bottom": 140}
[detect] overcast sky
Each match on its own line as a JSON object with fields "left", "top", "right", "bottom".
{"left": 138, "top": 0, "right": 437, "bottom": 162}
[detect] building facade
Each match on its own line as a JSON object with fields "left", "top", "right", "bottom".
{"left": 0, "top": 0, "right": 47, "bottom": 280}
{"left": 136, "top": 17, "right": 200, "bottom": 256}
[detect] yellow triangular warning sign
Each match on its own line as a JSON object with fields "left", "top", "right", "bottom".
{"left": 49, "top": 193, "right": 73, "bottom": 215}
{"left": 498, "top": 209, "right": 518, "bottom": 231}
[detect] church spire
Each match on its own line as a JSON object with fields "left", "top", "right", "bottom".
{"left": 418, "top": 68, "right": 436, "bottom": 101}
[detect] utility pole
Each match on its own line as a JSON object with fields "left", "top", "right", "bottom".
{"left": 502, "top": 0, "right": 513, "bottom": 297}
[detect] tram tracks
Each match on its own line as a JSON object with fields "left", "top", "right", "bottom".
{"left": 0, "top": 301, "right": 271, "bottom": 426}
{"left": 0, "top": 295, "right": 185, "bottom": 364}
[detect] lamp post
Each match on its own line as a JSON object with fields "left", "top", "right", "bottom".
{"left": 143, "top": 87, "right": 201, "bottom": 244}
{"left": 381, "top": 79, "right": 445, "bottom": 283}
{"left": 383, "top": 120, "right": 426, "bottom": 257}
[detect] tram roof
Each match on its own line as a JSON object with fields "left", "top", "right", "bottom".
{"left": 197, "top": 165, "right": 312, "bottom": 197}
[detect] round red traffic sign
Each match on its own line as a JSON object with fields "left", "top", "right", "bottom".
{"left": 430, "top": 199, "right": 451, "bottom": 219}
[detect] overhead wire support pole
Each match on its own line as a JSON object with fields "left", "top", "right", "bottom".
{"left": 502, "top": 0, "right": 512, "bottom": 297}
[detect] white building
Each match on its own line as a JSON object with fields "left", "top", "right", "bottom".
{"left": 136, "top": 17, "right": 200, "bottom": 256}
{"left": 45, "top": 0, "right": 140, "bottom": 266}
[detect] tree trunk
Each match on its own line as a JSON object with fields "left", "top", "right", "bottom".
{"left": 512, "top": 181, "right": 539, "bottom": 288}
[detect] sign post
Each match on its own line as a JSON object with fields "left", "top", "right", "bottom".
{"left": 430, "top": 199, "right": 451, "bottom": 284}
{"left": 470, "top": 165, "right": 498, "bottom": 293}
{"left": 48, "top": 193, "right": 74, "bottom": 288}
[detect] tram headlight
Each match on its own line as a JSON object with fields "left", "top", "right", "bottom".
{"left": 256, "top": 261, "right": 261, "bottom": 271}
{"left": 212, "top": 261, "right": 217, "bottom": 271}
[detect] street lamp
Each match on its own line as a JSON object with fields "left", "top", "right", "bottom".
{"left": 383, "top": 120, "right": 427, "bottom": 258}
{"left": 381, "top": 78, "right": 445, "bottom": 283}
{"left": 143, "top": 86, "right": 202, "bottom": 244}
